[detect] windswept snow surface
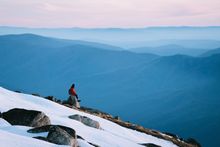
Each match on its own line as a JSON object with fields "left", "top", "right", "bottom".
{"left": 0, "top": 87, "right": 177, "bottom": 147}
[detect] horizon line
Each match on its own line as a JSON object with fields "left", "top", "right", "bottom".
{"left": 1, "top": 25, "right": 220, "bottom": 30}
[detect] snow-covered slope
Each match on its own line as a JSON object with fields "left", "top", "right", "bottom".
{"left": 0, "top": 87, "right": 177, "bottom": 147}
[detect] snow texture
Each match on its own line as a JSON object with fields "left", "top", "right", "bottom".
{"left": 0, "top": 87, "right": 177, "bottom": 147}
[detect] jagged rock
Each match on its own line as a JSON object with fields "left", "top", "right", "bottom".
{"left": 45, "top": 96, "right": 55, "bottom": 102}
{"left": 28, "top": 125, "right": 52, "bottom": 133}
{"left": 51, "top": 125, "right": 76, "bottom": 138}
{"left": 140, "top": 143, "right": 161, "bottom": 147}
{"left": 28, "top": 125, "right": 76, "bottom": 138}
{"left": 2, "top": 108, "right": 51, "bottom": 127}
{"left": 28, "top": 125, "right": 77, "bottom": 146}
{"left": 32, "top": 93, "right": 41, "bottom": 97}
{"left": 69, "top": 114, "right": 100, "bottom": 129}
{"left": 0, "top": 111, "right": 2, "bottom": 118}
{"left": 47, "top": 126, "right": 77, "bottom": 147}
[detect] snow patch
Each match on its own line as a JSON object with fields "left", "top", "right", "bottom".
{"left": 0, "top": 87, "right": 177, "bottom": 147}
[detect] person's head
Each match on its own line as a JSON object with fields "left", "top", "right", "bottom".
{"left": 71, "top": 84, "right": 75, "bottom": 88}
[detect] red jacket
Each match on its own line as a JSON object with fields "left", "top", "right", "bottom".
{"left": 69, "top": 87, "right": 77, "bottom": 96}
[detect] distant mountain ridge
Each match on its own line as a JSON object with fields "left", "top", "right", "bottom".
{"left": 0, "top": 33, "right": 157, "bottom": 95}
{"left": 129, "top": 44, "right": 207, "bottom": 56}
{"left": 0, "top": 34, "right": 220, "bottom": 147}
{"left": 200, "top": 48, "right": 220, "bottom": 57}
{"left": 0, "top": 33, "right": 124, "bottom": 51}
{"left": 1, "top": 26, "right": 220, "bottom": 48}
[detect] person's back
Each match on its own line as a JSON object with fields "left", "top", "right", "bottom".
{"left": 69, "top": 85, "right": 78, "bottom": 98}
{"left": 67, "top": 84, "right": 80, "bottom": 108}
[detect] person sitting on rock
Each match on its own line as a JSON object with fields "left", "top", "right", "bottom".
{"left": 67, "top": 84, "right": 80, "bottom": 108}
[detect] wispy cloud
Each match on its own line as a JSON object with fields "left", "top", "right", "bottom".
{"left": 0, "top": 0, "right": 220, "bottom": 27}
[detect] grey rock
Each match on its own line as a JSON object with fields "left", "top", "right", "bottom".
{"left": 2, "top": 108, "right": 51, "bottom": 127}
{"left": 28, "top": 125, "right": 76, "bottom": 138}
{"left": 0, "top": 111, "right": 2, "bottom": 118}
{"left": 47, "top": 126, "right": 77, "bottom": 147}
{"left": 32, "top": 93, "right": 41, "bottom": 97}
{"left": 28, "top": 125, "right": 77, "bottom": 146}
{"left": 67, "top": 96, "right": 80, "bottom": 108}
{"left": 28, "top": 125, "right": 51, "bottom": 133}
{"left": 45, "top": 96, "right": 55, "bottom": 102}
{"left": 55, "top": 125, "right": 76, "bottom": 138}
{"left": 69, "top": 114, "right": 100, "bottom": 129}
{"left": 69, "top": 114, "right": 81, "bottom": 121}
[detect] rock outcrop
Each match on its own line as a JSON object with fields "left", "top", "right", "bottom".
{"left": 2, "top": 108, "right": 51, "bottom": 127}
{"left": 28, "top": 125, "right": 77, "bottom": 146}
{"left": 77, "top": 107, "right": 199, "bottom": 147}
{"left": 69, "top": 114, "right": 100, "bottom": 129}
{"left": 47, "top": 126, "right": 77, "bottom": 146}
{"left": 62, "top": 96, "right": 80, "bottom": 109}
{"left": 28, "top": 125, "right": 76, "bottom": 138}
{"left": 3, "top": 87, "right": 200, "bottom": 147}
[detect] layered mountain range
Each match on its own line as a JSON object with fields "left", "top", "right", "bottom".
{"left": 0, "top": 34, "right": 220, "bottom": 147}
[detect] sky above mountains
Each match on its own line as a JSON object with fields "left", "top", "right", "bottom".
{"left": 0, "top": 0, "right": 220, "bottom": 28}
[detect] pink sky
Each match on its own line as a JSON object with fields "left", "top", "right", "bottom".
{"left": 0, "top": 0, "right": 220, "bottom": 28}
